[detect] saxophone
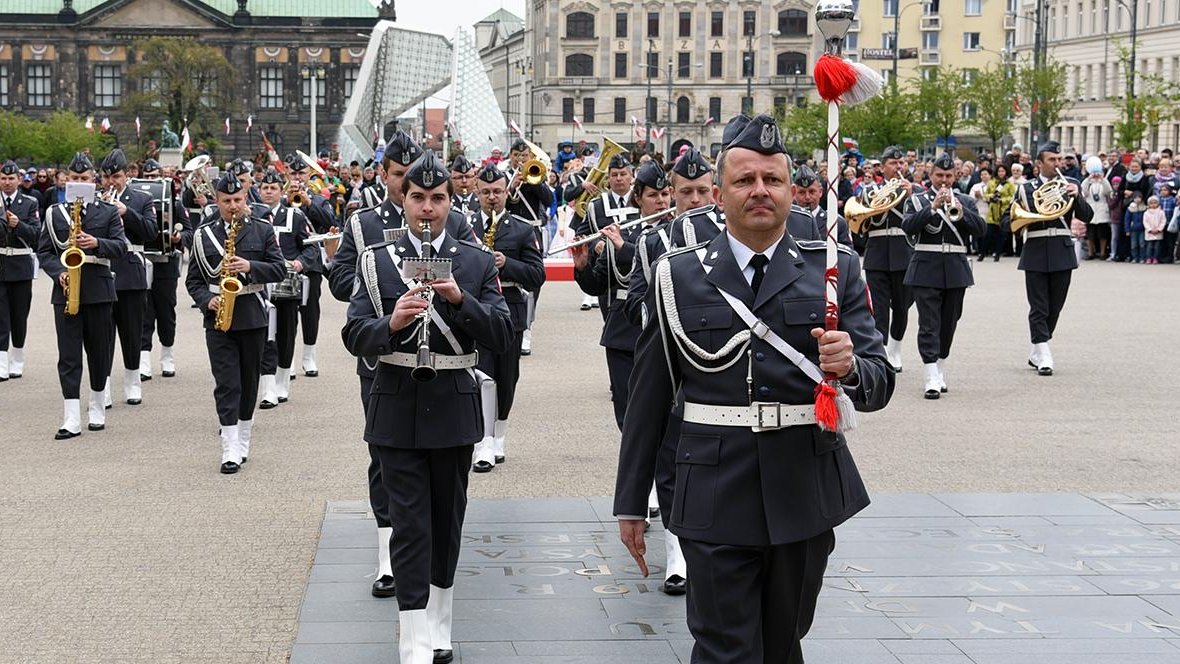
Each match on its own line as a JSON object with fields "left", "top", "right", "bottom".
{"left": 482, "top": 209, "right": 500, "bottom": 251}
{"left": 213, "top": 213, "right": 244, "bottom": 332}
{"left": 61, "top": 197, "right": 86, "bottom": 316}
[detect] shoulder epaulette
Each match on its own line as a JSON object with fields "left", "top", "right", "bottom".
{"left": 458, "top": 239, "right": 485, "bottom": 251}
{"left": 655, "top": 240, "right": 709, "bottom": 266}
{"left": 795, "top": 239, "right": 855, "bottom": 255}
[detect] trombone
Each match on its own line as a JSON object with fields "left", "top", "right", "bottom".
{"left": 547, "top": 208, "right": 674, "bottom": 256}
{"left": 509, "top": 138, "right": 552, "bottom": 196}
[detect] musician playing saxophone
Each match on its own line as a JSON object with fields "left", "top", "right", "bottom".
{"left": 36, "top": 153, "right": 127, "bottom": 440}
{"left": 342, "top": 152, "right": 511, "bottom": 664}
{"left": 185, "top": 173, "right": 285, "bottom": 474}
{"left": 469, "top": 164, "right": 546, "bottom": 474}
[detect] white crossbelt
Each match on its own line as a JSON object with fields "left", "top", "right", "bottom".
{"left": 379, "top": 351, "right": 478, "bottom": 370}
{"left": 208, "top": 283, "right": 265, "bottom": 295}
{"left": 500, "top": 281, "right": 524, "bottom": 289}
{"left": 0, "top": 247, "right": 33, "bottom": 256}
{"left": 1025, "top": 227, "right": 1070, "bottom": 239}
{"left": 683, "top": 401, "right": 816, "bottom": 432}
{"left": 129, "top": 244, "right": 145, "bottom": 252}
{"left": 914, "top": 243, "right": 967, "bottom": 254}
{"left": 868, "top": 227, "right": 907, "bottom": 238}
{"left": 82, "top": 256, "right": 110, "bottom": 267}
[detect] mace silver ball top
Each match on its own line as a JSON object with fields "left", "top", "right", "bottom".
{"left": 815, "top": 0, "right": 855, "bottom": 46}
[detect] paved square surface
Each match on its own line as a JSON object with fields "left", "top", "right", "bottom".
{"left": 292, "top": 493, "right": 1180, "bottom": 664}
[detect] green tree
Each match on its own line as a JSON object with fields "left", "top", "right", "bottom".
{"left": 776, "top": 100, "right": 828, "bottom": 156}
{"left": 841, "top": 83, "right": 926, "bottom": 156}
{"left": 915, "top": 65, "right": 968, "bottom": 153}
{"left": 123, "top": 36, "right": 239, "bottom": 148}
{"left": 0, "top": 110, "right": 46, "bottom": 161}
{"left": 39, "top": 111, "right": 115, "bottom": 165}
{"left": 1017, "top": 56, "right": 1071, "bottom": 144}
{"left": 1110, "top": 44, "right": 1178, "bottom": 149}
{"left": 967, "top": 65, "right": 1018, "bottom": 155}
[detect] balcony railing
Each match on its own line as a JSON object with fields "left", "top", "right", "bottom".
{"left": 919, "top": 49, "right": 941, "bottom": 65}
{"left": 920, "top": 16, "right": 942, "bottom": 30}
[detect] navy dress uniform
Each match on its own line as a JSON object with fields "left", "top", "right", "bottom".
{"left": 858, "top": 145, "right": 923, "bottom": 372}
{"left": 901, "top": 154, "right": 987, "bottom": 398}
{"left": 615, "top": 117, "right": 895, "bottom": 664}
{"left": 0, "top": 160, "right": 41, "bottom": 380}
{"left": 449, "top": 155, "right": 479, "bottom": 216}
{"left": 341, "top": 153, "right": 513, "bottom": 664}
{"left": 139, "top": 159, "right": 191, "bottom": 381}
{"left": 100, "top": 149, "right": 159, "bottom": 406}
{"left": 284, "top": 155, "right": 335, "bottom": 378}
{"left": 1016, "top": 141, "right": 1093, "bottom": 376}
{"left": 185, "top": 173, "right": 286, "bottom": 474}
{"left": 573, "top": 154, "right": 639, "bottom": 315}
{"left": 37, "top": 153, "right": 128, "bottom": 438}
{"left": 504, "top": 142, "right": 553, "bottom": 357}
{"left": 468, "top": 166, "right": 547, "bottom": 473}
{"left": 787, "top": 165, "right": 854, "bottom": 247}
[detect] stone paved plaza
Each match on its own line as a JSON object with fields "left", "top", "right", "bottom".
{"left": 1, "top": 258, "right": 1179, "bottom": 663}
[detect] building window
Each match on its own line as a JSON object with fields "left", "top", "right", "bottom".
{"left": 566, "top": 54, "right": 594, "bottom": 77}
{"left": 93, "top": 65, "right": 122, "bottom": 108}
{"left": 301, "top": 75, "right": 326, "bottom": 108}
{"left": 778, "top": 9, "right": 808, "bottom": 35}
{"left": 259, "top": 66, "right": 284, "bottom": 109}
{"left": 742, "top": 51, "right": 755, "bottom": 78}
{"left": 25, "top": 63, "right": 52, "bottom": 108}
{"left": 709, "top": 52, "right": 723, "bottom": 78}
{"left": 614, "top": 97, "right": 626, "bottom": 123}
{"left": 962, "top": 32, "right": 980, "bottom": 50}
{"left": 741, "top": 96, "right": 752, "bottom": 115}
{"left": 927, "top": 0, "right": 941, "bottom": 13}
{"left": 647, "top": 51, "right": 660, "bottom": 72}
{"left": 567, "top": 12, "right": 595, "bottom": 39}
{"left": 923, "top": 31, "right": 940, "bottom": 50}
{"left": 883, "top": 32, "right": 897, "bottom": 50}
{"left": 614, "top": 53, "right": 628, "bottom": 79}
{"left": 562, "top": 97, "right": 574, "bottom": 123}
{"left": 774, "top": 96, "right": 787, "bottom": 115}
{"left": 343, "top": 65, "right": 360, "bottom": 100}
{"left": 0, "top": 65, "right": 8, "bottom": 106}
{"left": 962, "top": 68, "right": 978, "bottom": 84}
{"left": 679, "top": 11, "right": 692, "bottom": 37}
{"left": 648, "top": 12, "right": 660, "bottom": 37}
{"left": 583, "top": 97, "right": 595, "bottom": 123}
{"left": 776, "top": 52, "right": 807, "bottom": 76}
{"left": 845, "top": 33, "right": 859, "bottom": 51}
{"left": 710, "top": 11, "right": 724, "bottom": 36}
{"left": 961, "top": 102, "right": 978, "bottom": 120}
{"left": 708, "top": 97, "right": 722, "bottom": 122}
{"left": 646, "top": 96, "right": 658, "bottom": 122}
{"left": 743, "top": 10, "right": 756, "bottom": 35}
{"left": 677, "top": 52, "right": 691, "bottom": 78}
{"left": 884, "top": 0, "right": 898, "bottom": 17}
{"left": 615, "top": 12, "right": 628, "bottom": 38}
{"left": 676, "top": 96, "right": 690, "bottom": 124}
{"left": 966, "top": 0, "right": 982, "bottom": 14}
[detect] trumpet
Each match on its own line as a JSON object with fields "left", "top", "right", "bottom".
{"left": 509, "top": 138, "right": 552, "bottom": 196}
{"left": 546, "top": 207, "right": 674, "bottom": 256}
{"left": 99, "top": 185, "right": 117, "bottom": 203}
{"left": 934, "top": 187, "right": 963, "bottom": 223}
{"left": 287, "top": 180, "right": 308, "bottom": 209}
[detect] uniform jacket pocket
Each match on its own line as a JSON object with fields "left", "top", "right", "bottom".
{"left": 673, "top": 434, "right": 721, "bottom": 530}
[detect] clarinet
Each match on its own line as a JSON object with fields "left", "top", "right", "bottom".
{"left": 411, "top": 217, "right": 437, "bottom": 382}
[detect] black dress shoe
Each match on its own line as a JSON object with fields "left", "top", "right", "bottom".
{"left": 494, "top": 455, "right": 506, "bottom": 464}
{"left": 661, "top": 575, "right": 687, "bottom": 596}
{"left": 88, "top": 423, "right": 105, "bottom": 431}
{"left": 520, "top": 348, "right": 531, "bottom": 356}
{"left": 579, "top": 303, "right": 591, "bottom": 311}
{"left": 924, "top": 389, "right": 940, "bottom": 400}
{"left": 220, "top": 461, "right": 240, "bottom": 474}
{"left": 8, "top": 372, "right": 20, "bottom": 379}
{"left": 433, "top": 649, "right": 454, "bottom": 664}
{"left": 371, "top": 575, "right": 396, "bottom": 598}
{"left": 648, "top": 507, "right": 661, "bottom": 519}
{"left": 162, "top": 370, "right": 175, "bottom": 378}
{"left": 0, "top": 376, "right": 7, "bottom": 382}
{"left": 259, "top": 400, "right": 278, "bottom": 410}
{"left": 105, "top": 404, "right": 112, "bottom": 410}
{"left": 127, "top": 398, "right": 141, "bottom": 405}
{"left": 277, "top": 396, "right": 288, "bottom": 403}
{"left": 473, "top": 460, "right": 494, "bottom": 473}
{"left": 304, "top": 369, "right": 318, "bottom": 377}
{"left": 1038, "top": 366, "right": 1053, "bottom": 376}
{"left": 141, "top": 374, "right": 152, "bottom": 381}
{"left": 55, "top": 428, "right": 80, "bottom": 440}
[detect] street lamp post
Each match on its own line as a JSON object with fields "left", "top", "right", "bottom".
{"left": 1126, "top": 0, "right": 1139, "bottom": 131}
{"left": 892, "top": 1, "right": 929, "bottom": 86}
{"left": 301, "top": 63, "right": 326, "bottom": 158}
{"left": 1031, "top": 0, "right": 1043, "bottom": 145}
{"left": 745, "top": 33, "right": 753, "bottom": 115}
{"left": 645, "top": 39, "right": 654, "bottom": 153}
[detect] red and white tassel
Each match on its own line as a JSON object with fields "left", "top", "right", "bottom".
{"left": 813, "top": 54, "right": 884, "bottom": 106}
{"left": 844, "top": 61, "right": 885, "bottom": 106}
{"left": 815, "top": 381, "right": 858, "bottom": 433}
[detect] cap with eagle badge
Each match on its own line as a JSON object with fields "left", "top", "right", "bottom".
{"left": 405, "top": 152, "right": 450, "bottom": 190}
{"left": 285, "top": 153, "right": 307, "bottom": 173}
{"left": 214, "top": 171, "right": 244, "bottom": 195}
{"left": 793, "top": 164, "right": 819, "bottom": 187}
{"left": 227, "top": 159, "right": 250, "bottom": 177}
{"left": 477, "top": 164, "right": 506, "bottom": 184}
{"left": 142, "top": 158, "right": 162, "bottom": 174}
{"left": 100, "top": 148, "right": 128, "bottom": 175}
{"left": 68, "top": 152, "right": 94, "bottom": 174}
{"left": 634, "top": 161, "right": 669, "bottom": 190}
{"left": 260, "top": 171, "right": 284, "bottom": 186}
{"left": 725, "top": 114, "right": 785, "bottom": 156}
{"left": 450, "top": 155, "right": 473, "bottom": 173}
{"left": 386, "top": 131, "right": 423, "bottom": 166}
{"left": 931, "top": 153, "right": 956, "bottom": 171}
{"left": 672, "top": 149, "right": 712, "bottom": 180}
{"left": 608, "top": 153, "right": 631, "bottom": 170}
{"left": 1037, "top": 140, "right": 1062, "bottom": 159}
{"left": 1, "top": 160, "right": 18, "bottom": 176}
{"left": 721, "top": 114, "right": 753, "bottom": 148}
{"left": 880, "top": 145, "right": 905, "bottom": 161}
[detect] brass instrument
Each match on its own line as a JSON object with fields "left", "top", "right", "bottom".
{"left": 547, "top": 207, "right": 673, "bottom": 256}
{"left": 61, "top": 197, "right": 86, "bottom": 316}
{"left": 936, "top": 187, "right": 963, "bottom": 223}
{"left": 508, "top": 138, "right": 552, "bottom": 197}
{"left": 288, "top": 181, "right": 308, "bottom": 209}
{"left": 572, "top": 138, "right": 626, "bottom": 218}
{"left": 482, "top": 209, "right": 500, "bottom": 250}
{"left": 99, "top": 185, "right": 117, "bottom": 203}
{"left": 184, "top": 155, "right": 214, "bottom": 201}
{"left": 411, "top": 216, "right": 437, "bottom": 383}
{"left": 1010, "top": 176, "right": 1075, "bottom": 234}
{"left": 845, "top": 178, "right": 909, "bottom": 234}
{"left": 214, "top": 213, "right": 244, "bottom": 332}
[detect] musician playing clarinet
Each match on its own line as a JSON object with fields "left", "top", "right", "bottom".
{"left": 342, "top": 152, "right": 511, "bottom": 664}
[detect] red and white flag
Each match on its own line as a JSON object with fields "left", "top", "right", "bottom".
{"left": 224, "top": 117, "right": 231, "bottom": 136}
{"left": 842, "top": 137, "right": 859, "bottom": 150}
{"left": 134, "top": 116, "right": 141, "bottom": 138}
{"left": 652, "top": 126, "right": 666, "bottom": 140}
{"left": 179, "top": 126, "right": 191, "bottom": 153}
{"left": 633, "top": 125, "right": 646, "bottom": 139}
{"left": 703, "top": 117, "right": 716, "bottom": 127}
{"left": 509, "top": 120, "right": 524, "bottom": 137}
{"left": 260, "top": 131, "right": 285, "bottom": 174}
{"left": 572, "top": 116, "right": 582, "bottom": 131}
{"left": 100, "top": 117, "right": 111, "bottom": 133}
{"left": 246, "top": 114, "right": 254, "bottom": 133}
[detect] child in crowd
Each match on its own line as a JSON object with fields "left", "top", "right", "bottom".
{"left": 1143, "top": 195, "right": 1167, "bottom": 264}
{"left": 1158, "top": 184, "right": 1176, "bottom": 263}
{"left": 1124, "top": 193, "right": 1146, "bottom": 263}
{"left": 1108, "top": 175, "right": 1125, "bottom": 261}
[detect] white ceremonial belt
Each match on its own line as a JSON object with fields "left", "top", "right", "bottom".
{"left": 682, "top": 401, "right": 816, "bottom": 432}
{"left": 82, "top": 256, "right": 110, "bottom": 267}
{"left": 146, "top": 253, "right": 173, "bottom": 263}
{"left": 379, "top": 351, "right": 478, "bottom": 370}
{"left": 614, "top": 288, "right": 628, "bottom": 300}
{"left": 129, "top": 244, "right": 145, "bottom": 252}
{"left": 1025, "top": 228, "right": 1070, "bottom": 239}
{"left": 499, "top": 281, "right": 524, "bottom": 290}
{"left": 208, "top": 283, "right": 265, "bottom": 295}
{"left": 914, "top": 243, "right": 967, "bottom": 254}
{"left": 0, "top": 247, "right": 33, "bottom": 256}
{"left": 867, "top": 227, "right": 907, "bottom": 238}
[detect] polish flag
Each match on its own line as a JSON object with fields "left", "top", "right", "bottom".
{"left": 572, "top": 116, "right": 582, "bottom": 131}
{"left": 224, "top": 117, "right": 231, "bottom": 136}
{"left": 703, "top": 117, "right": 716, "bottom": 127}
{"left": 100, "top": 117, "right": 111, "bottom": 133}
{"left": 509, "top": 120, "right": 524, "bottom": 136}
{"left": 134, "top": 116, "right": 141, "bottom": 138}
{"left": 246, "top": 114, "right": 254, "bottom": 133}
{"left": 179, "top": 126, "right": 191, "bottom": 153}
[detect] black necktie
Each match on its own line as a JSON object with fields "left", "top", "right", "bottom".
{"left": 749, "top": 254, "right": 769, "bottom": 296}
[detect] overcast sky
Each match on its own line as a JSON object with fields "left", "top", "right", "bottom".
{"left": 391, "top": 0, "right": 526, "bottom": 37}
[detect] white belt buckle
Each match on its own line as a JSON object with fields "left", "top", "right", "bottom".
{"left": 752, "top": 402, "right": 781, "bottom": 432}
{"left": 750, "top": 320, "right": 771, "bottom": 339}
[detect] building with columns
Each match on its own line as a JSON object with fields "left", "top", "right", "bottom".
{"left": 1010, "top": 0, "right": 1180, "bottom": 154}
{"left": 0, "top": 0, "right": 393, "bottom": 160}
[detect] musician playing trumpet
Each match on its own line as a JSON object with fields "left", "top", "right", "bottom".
{"left": 504, "top": 139, "right": 553, "bottom": 356}
{"left": 37, "top": 153, "right": 127, "bottom": 439}
{"left": 901, "top": 154, "right": 986, "bottom": 399}
{"left": 342, "top": 153, "right": 512, "bottom": 664}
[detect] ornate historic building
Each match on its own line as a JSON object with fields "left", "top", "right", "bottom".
{"left": 0, "top": 0, "right": 395, "bottom": 158}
